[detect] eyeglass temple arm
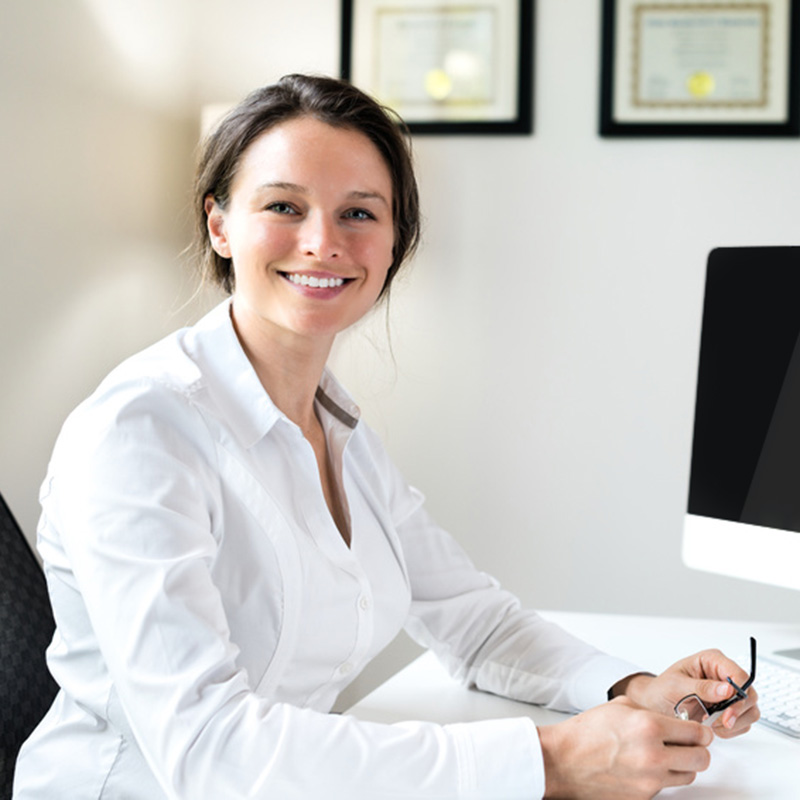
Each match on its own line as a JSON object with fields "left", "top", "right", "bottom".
{"left": 742, "top": 636, "right": 757, "bottom": 690}
{"left": 728, "top": 636, "right": 757, "bottom": 697}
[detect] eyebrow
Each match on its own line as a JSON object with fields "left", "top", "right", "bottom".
{"left": 349, "top": 190, "right": 390, "bottom": 207}
{"left": 257, "top": 181, "right": 390, "bottom": 207}
{"left": 257, "top": 181, "right": 305, "bottom": 194}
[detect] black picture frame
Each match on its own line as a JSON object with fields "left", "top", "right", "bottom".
{"left": 600, "top": 0, "right": 800, "bottom": 137}
{"left": 340, "top": 0, "right": 534, "bottom": 135}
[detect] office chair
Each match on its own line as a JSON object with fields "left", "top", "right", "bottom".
{"left": 0, "top": 492, "right": 58, "bottom": 800}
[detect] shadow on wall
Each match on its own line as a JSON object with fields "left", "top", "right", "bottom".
{"left": 1, "top": 244, "right": 220, "bottom": 539}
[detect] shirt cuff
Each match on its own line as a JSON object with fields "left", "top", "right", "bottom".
{"left": 446, "top": 716, "right": 545, "bottom": 799}
{"left": 568, "top": 653, "right": 644, "bottom": 711}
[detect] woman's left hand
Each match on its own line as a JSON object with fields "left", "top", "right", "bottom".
{"left": 611, "top": 649, "right": 760, "bottom": 738}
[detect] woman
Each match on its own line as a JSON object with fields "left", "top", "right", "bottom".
{"left": 14, "top": 74, "right": 758, "bottom": 799}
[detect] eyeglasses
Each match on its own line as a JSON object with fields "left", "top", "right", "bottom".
{"left": 674, "top": 637, "right": 756, "bottom": 725}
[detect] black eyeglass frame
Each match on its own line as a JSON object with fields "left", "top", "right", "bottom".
{"left": 674, "top": 637, "right": 756, "bottom": 724}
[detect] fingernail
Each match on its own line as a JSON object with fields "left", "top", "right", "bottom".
{"left": 716, "top": 683, "right": 730, "bottom": 698}
{"left": 726, "top": 715, "right": 737, "bottom": 729}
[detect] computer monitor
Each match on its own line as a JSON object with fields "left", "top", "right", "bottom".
{"left": 683, "top": 247, "right": 800, "bottom": 601}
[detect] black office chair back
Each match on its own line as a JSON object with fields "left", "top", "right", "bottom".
{"left": 0, "top": 493, "right": 58, "bottom": 799}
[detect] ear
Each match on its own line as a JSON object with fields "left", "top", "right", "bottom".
{"left": 204, "top": 195, "right": 231, "bottom": 258}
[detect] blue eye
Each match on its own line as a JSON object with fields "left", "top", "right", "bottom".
{"left": 266, "top": 202, "right": 298, "bottom": 215}
{"left": 344, "top": 208, "right": 375, "bottom": 221}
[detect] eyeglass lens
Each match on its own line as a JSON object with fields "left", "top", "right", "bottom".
{"left": 675, "top": 695, "right": 710, "bottom": 723}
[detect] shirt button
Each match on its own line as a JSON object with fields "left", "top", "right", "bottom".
{"left": 359, "top": 595, "right": 371, "bottom": 611}
{"left": 339, "top": 662, "right": 354, "bottom": 676}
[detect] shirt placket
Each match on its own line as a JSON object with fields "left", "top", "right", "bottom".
{"left": 290, "top": 421, "right": 376, "bottom": 701}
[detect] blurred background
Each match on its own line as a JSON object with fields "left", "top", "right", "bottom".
{"left": 2, "top": 1, "right": 799, "bottom": 705}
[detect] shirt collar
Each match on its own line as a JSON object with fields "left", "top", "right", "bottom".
{"left": 316, "top": 371, "right": 360, "bottom": 430}
{"left": 185, "top": 299, "right": 360, "bottom": 449}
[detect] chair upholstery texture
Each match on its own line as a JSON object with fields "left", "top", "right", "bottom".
{"left": 0, "top": 493, "right": 58, "bottom": 800}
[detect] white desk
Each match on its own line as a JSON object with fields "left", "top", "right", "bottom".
{"left": 348, "top": 611, "right": 800, "bottom": 798}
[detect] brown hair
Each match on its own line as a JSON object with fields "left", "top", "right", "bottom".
{"left": 193, "top": 74, "right": 420, "bottom": 299}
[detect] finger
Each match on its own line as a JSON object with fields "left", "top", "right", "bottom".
{"left": 715, "top": 689, "right": 760, "bottom": 728}
{"left": 663, "top": 743, "right": 712, "bottom": 776}
{"left": 663, "top": 766, "right": 705, "bottom": 789}
{"left": 717, "top": 703, "right": 761, "bottom": 728}
{"left": 713, "top": 702, "right": 760, "bottom": 737}
{"left": 740, "top": 699, "right": 761, "bottom": 724}
{"left": 695, "top": 678, "right": 736, "bottom": 705}
{"left": 663, "top": 717, "right": 714, "bottom": 747}
{"left": 714, "top": 714, "right": 754, "bottom": 739}
{"left": 712, "top": 712, "right": 755, "bottom": 737}
{"left": 742, "top": 687, "right": 760, "bottom": 716}
{"left": 715, "top": 723, "right": 752, "bottom": 740}
{"left": 698, "top": 650, "right": 751, "bottom": 685}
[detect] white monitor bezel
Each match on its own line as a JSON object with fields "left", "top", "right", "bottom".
{"left": 683, "top": 513, "right": 800, "bottom": 591}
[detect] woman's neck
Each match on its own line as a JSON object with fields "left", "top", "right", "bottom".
{"left": 229, "top": 301, "right": 333, "bottom": 432}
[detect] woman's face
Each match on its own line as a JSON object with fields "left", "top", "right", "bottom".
{"left": 205, "top": 116, "right": 395, "bottom": 349}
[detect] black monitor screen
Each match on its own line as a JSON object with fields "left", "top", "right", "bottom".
{"left": 688, "top": 247, "right": 800, "bottom": 534}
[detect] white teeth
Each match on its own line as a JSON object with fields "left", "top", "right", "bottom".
{"left": 287, "top": 273, "right": 344, "bottom": 288}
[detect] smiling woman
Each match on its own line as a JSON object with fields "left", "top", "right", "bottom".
{"left": 13, "top": 74, "right": 760, "bottom": 800}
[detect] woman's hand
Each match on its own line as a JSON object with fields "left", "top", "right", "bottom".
{"left": 612, "top": 649, "right": 760, "bottom": 738}
{"left": 538, "top": 696, "right": 713, "bottom": 799}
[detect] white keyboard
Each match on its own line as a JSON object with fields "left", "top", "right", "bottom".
{"left": 757, "top": 657, "right": 800, "bottom": 739}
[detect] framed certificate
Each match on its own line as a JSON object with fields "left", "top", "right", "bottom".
{"left": 340, "top": 0, "right": 534, "bottom": 134}
{"left": 600, "top": 0, "right": 800, "bottom": 136}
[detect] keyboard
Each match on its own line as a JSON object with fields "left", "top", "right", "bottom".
{"left": 757, "top": 657, "right": 800, "bottom": 739}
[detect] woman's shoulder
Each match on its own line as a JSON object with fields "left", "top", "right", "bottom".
{"left": 85, "top": 300, "right": 242, "bottom": 404}
{"left": 98, "top": 300, "right": 237, "bottom": 399}
{"left": 76, "top": 332, "right": 203, "bottom": 427}
{"left": 100, "top": 328, "right": 204, "bottom": 404}
{"left": 58, "top": 304, "right": 238, "bottom": 448}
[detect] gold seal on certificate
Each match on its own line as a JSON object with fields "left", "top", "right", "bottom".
{"left": 424, "top": 69, "right": 454, "bottom": 102}
{"left": 687, "top": 71, "right": 716, "bottom": 99}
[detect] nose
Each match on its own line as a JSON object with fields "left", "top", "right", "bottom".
{"left": 299, "top": 212, "right": 341, "bottom": 262}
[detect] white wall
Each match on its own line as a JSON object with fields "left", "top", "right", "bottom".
{"left": 3, "top": 1, "right": 799, "bottom": 705}
{"left": 338, "top": 1, "right": 800, "bottom": 629}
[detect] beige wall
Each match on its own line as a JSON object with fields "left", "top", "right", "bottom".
{"left": 3, "top": 1, "right": 799, "bottom": 705}
{"left": 0, "top": 0, "right": 339, "bottom": 537}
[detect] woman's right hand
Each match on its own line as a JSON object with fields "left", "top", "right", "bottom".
{"left": 537, "top": 696, "right": 714, "bottom": 799}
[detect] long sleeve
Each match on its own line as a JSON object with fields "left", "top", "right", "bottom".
{"left": 400, "top": 502, "right": 640, "bottom": 713}
{"left": 21, "top": 376, "right": 545, "bottom": 800}
{"left": 352, "top": 423, "right": 640, "bottom": 715}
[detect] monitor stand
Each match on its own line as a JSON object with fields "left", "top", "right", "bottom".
{"left": 773, "top": 648, "right": 800, "bottom": 662}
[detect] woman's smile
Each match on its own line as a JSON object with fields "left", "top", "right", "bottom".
{"left": 280, "top": 269, "right": 354, "bottom": 296}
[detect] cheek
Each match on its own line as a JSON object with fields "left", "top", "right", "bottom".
{"left": 360, "top": 232, "right": 395, "bottom": 276}
{"left": 230, "top": 223, "right": 294, "bottom": 263}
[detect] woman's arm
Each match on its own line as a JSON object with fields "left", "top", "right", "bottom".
{"left": 41, "top": 380, "right": 544, "bottom": 799}
{"left": 394, "top": 498, "right": 639, "bottom": 713}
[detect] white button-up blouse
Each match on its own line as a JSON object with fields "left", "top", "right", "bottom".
{"left": 14, "top": 300, "right": 638, "bottom": 800}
